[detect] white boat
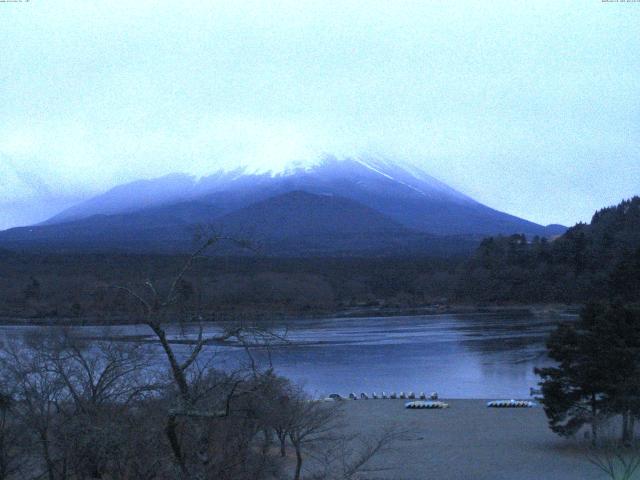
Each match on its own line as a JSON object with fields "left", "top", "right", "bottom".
{"left": 405, "top": 401, "right": 449, "bottom": 409}
{"left": 487, "top": 399, "right": 536, "bottom": 408}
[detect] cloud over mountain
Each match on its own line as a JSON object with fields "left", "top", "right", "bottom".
{"left": 0, "top": 156, "right": 565, "bottom": 256}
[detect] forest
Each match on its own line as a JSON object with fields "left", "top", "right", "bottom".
{"left": 459, "top": 196, "right": 640, "bottom": 304}
{"left": 0, "top": 196, "right": 638, "bottom": 322}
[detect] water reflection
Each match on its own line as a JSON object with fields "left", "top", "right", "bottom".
{"left": 0, "top": 312, "right": 574, "bottom": 399}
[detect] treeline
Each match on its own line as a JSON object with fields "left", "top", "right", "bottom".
{"left": 1, "top": 197, "right": 638, "bottom": 320}
{"left": 0, "top": 254, "right": 463, "bottom": 320}
{"left": 459, "top": 196, "right": 640, "bottom": 303}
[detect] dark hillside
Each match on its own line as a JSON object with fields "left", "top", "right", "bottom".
{"left": 0, "top": 191, "right": 480, "bottom": 257}
{"left": 456, "top": 197, "right": 640, "bottom": 303}
{"left": 0, "top": 252, "right": 464, "bottom": 321}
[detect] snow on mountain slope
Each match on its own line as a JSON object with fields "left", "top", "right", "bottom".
{"left": 0, "top": 153, "right": 568, "bottom": 255}
{"left": 44, "top": 173, "right": 197, "bottom": 224}
{"left": 33, "top": 155, "right": 562, "bottom": 239}
{"left": 46, "top": 156, "right": 473, "bottom": 224}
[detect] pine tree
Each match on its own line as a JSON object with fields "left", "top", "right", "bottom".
{"left": 536, "top": 303, "right": 640, "bottom": 444}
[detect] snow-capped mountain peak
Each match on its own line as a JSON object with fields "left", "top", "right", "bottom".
{"left": 46, "top": 155, "right": 473, "bottom": 225}
{"left": 2, "top": 154, "right": 564, "bottom": 254}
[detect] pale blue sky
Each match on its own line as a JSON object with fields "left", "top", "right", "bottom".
{"left": 1, "top": 0, "right": 639, "bottom": 229}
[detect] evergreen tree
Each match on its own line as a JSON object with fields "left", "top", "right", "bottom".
{"left": 609, "top": 247, "right": 640, "bottom": 303}
{"left": 535, "top": 314, "right": 609, "bottom": 443}
{"left": 590, "top": 303, "right": 640, "bottom": 445}
{"left": 536, "top": 303, "right": 640, "bottom": 444}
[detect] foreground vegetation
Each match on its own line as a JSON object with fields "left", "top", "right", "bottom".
{"left": 537, "top": 303, "right": 640, "bottom": 445}
{"left": 0, "top": 328, "right": 397, "bottom": 480}
{"left": 0, "top": 240, "right": 396, "bottom": 480}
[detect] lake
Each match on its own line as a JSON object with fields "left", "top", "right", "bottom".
{"left": 0, "top": 311, "right": 574, "bottom": 399}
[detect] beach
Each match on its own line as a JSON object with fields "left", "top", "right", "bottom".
{"left": 335, "top": 399, "right": 606, "bottom": 480}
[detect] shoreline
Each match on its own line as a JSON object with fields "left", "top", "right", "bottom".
{"left": 0, "top": 303, "right": 580, "bottom": 326}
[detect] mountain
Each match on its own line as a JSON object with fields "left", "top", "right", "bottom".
{"left": 210, "top": 190, "right": 442, "bottom": 256}
{"left": 0, "top": 156, "right": 565, "bottom": 256}
{"left": 0, "top": 153, "right": 83, "bottom": 230}
{"left": 0, "top": 190, "right": 479, "bottom": 256}
{"left": 215, "top": 190, "right": 406, "bottom": 238}
{"left": 44, "top": 173, "right": 197, "bottom": 224}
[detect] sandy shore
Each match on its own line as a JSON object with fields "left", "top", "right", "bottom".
{"left": 335, "top": 399, "right": 605, "bottom": 480}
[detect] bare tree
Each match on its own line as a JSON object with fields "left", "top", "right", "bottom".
{"left": 275, "top": 387, "right": 401, "bottom": 480}
{"left": 0, "top": 335, "right": 69, "bottom": 480}
{"left": 285, "top": 390, "right": 342, "bottom": 480}
{"left": 111, "top": 237, "right": 229, "bottom": 474}
{"left": 0, "top": 327, "right": 159, "bottom": 480}
{"left": 0, "top": 234, "right": 398, "bottom": 480}
{"left": 262, "top": 376, "right": 295, "bottom": 458}
{"left": 0, "top": 391, "right": 25, "bottom": 480}
{"left": 0, "top": 325, "right": 395, "bottom": 480}
{"left": 110, "top": 235, "right": 289, "bottom": 479}
{"left": 43, "top": 329, "right": 156, "bottom": 479}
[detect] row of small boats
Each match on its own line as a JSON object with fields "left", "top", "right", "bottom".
{"left": 326, "top": 393, "right": 536, "bottom": 409}
{"left": 486, "top": 399, "right": 536, "bottom": 408}
{"left": 405, "top": 401, "right": 449, "bottom": 409}
{"left": 404, "top": 399, "right": 536, "bottom": 409}
{"left": 328, "top": 391, "right": 439, "bottom": 401}
{"left": 325, "top": 394, "right": 536, "bottom": 410}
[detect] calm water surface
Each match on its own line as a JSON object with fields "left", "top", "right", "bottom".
{"left": 0, "top": 311, "right": 575, "bottom": 399}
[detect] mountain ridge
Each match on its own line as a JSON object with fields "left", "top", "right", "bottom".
{"left": 45, "top": 156, "right": 475, "bottom": 225}
{"left": 0, "top": 156, "right": 566, "bottom": 256}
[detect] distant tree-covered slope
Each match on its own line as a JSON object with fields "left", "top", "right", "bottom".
{"left": 456, "top": 197, "right": 640, "bottom": 303}
{"left": 0, "top": 198, "right": 635, "bottom": 321}
{"left": 0, "top": 190, "right": 480, "bottom": 256}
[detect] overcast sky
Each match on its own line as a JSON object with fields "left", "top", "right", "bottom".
{"left": 1, "top": 0, "right": 639, "bottom": 230}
